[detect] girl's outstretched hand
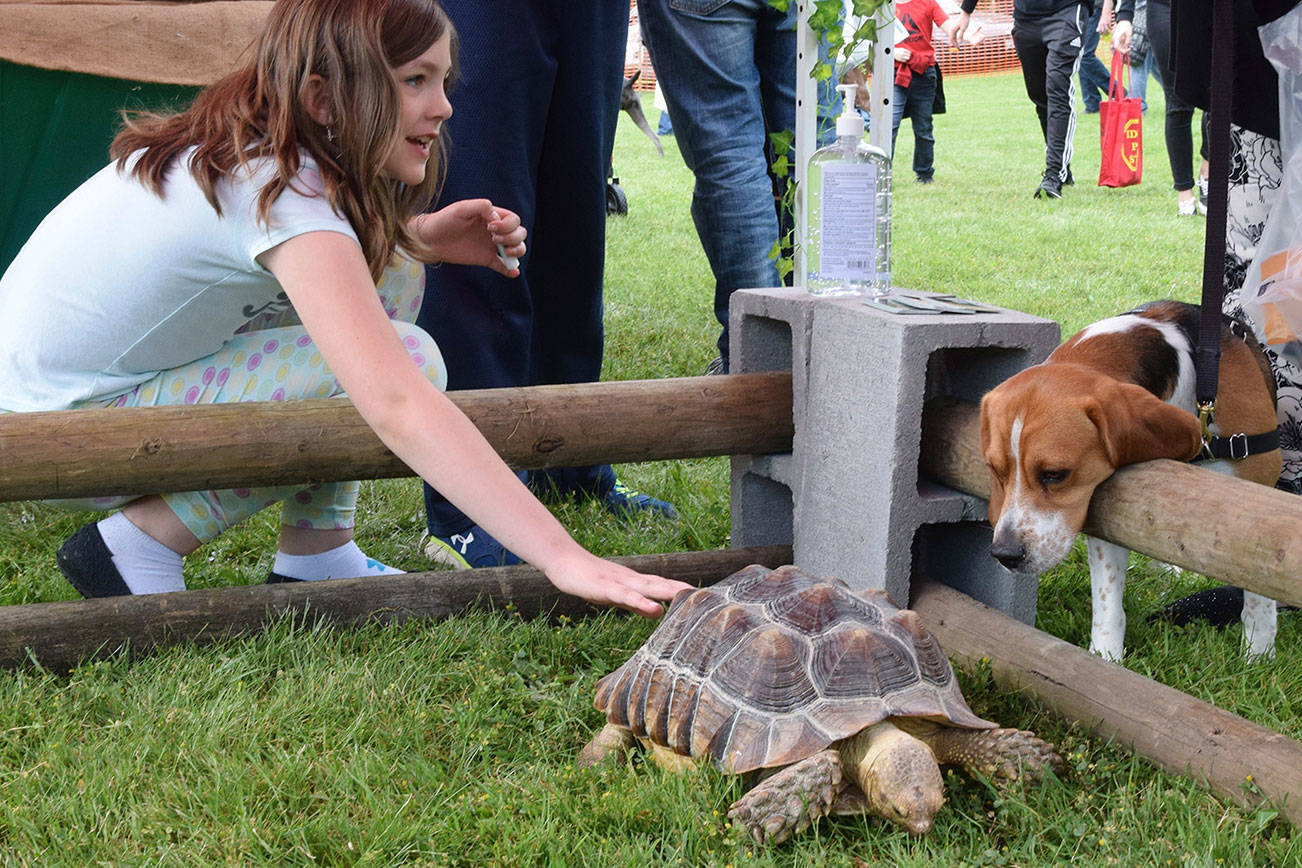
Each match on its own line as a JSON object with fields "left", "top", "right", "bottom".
{"left": 546, "top": 553, "right": 693, "bottom": 618}
{"left": 414, "top": 199, "right": 527, "bottom": 276}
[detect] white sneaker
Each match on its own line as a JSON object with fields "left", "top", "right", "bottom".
{"left": 1177, "top": 195, "right": 1198, "bottom": 217}
{"left": 1197, "top": 175, "right": 1209, "bottom": 214}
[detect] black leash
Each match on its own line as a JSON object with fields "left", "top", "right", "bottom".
{"left": 1194, "top": 0, "right": 1234, "bottom": 434}
{"left": 1192, "top": 0, "right": 1280, "bottom": 462}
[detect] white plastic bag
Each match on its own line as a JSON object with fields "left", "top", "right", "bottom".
{"left": 1239, "top": 4, "right": 1302, "bottom": 369}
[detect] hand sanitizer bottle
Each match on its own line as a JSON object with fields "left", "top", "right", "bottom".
{"left": 805, "top": 83, "right": 892, "bottom": 297}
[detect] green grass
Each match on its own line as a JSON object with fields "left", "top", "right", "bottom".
{"left": 0, "top": 71, "right": 1297, "bottom": 864}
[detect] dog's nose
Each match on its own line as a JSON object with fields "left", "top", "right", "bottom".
{"left": 990, "top": 539, "right": 1026, "bottom": 570}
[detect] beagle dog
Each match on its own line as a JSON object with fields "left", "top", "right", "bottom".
{"left": 979, "top": 300, "right": 1282, "bottom": 660}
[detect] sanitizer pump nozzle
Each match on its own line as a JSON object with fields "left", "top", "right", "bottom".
{"left": 834, "top": 83, "right": 864, "bottom": 140}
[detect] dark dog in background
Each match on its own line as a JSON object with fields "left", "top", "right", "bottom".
{"left": 620, "top": 69, "right": 664, "bottom": 156}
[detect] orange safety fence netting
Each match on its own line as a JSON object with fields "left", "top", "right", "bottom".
{"left": 623, "top": 0, "right": 1022, "bottom": 89}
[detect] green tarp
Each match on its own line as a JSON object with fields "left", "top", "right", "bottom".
{"left": 0, "top": 1, "right": 268, "bottom": 272}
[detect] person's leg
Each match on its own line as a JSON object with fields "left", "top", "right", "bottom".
{"left": 1038, "top": 5, "right": 1086, "bottom": 190}
{"left": 60, "top": 344, "right": 442, "bottom": 593}
{"left": 1077, "top": 6, "right": 1110, "bottom": 111}
{"left": 523, "top": 0, "right": 676, "bottom": 517}
{"left": 54, "top": 261, "right": 440, "bottom": 595}
{"left": 1161, "top": 126, "right": 1291, "bottom": 625}
{"left": 1198, "top": 111, "right": 1211, "bottom": 211}
{"left": 908, "top": 67, "right": 938, "bottom": 181}
{"left": 1146, "top": 0, "right": 1197, "bottom": 209}
{"left": 416, "top": 0, "right": 550, "bottom": 544}
{"left": 1012, "top": 17, "right": 1052, "bottom": 146}
{"left": 1129, "top": 50, "right": 1152, "bottom": 111}
{"left": 640, "top": 0, "right": 790, "bottom": 372}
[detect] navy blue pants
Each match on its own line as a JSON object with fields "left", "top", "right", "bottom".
{"left": 418, "top": 0, "right": 629, "bottom": 536}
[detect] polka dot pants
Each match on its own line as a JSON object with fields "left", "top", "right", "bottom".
{"left": 50, "top": 256, "right": 445, "bottom": 542}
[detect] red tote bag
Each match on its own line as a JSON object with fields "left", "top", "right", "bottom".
{"left": 1098, "top": 50, "right": 1143, "bottom": 187}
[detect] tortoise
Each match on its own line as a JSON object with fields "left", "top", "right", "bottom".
{"left": 577, "top": 564, "right": 1063, "bottom": 842}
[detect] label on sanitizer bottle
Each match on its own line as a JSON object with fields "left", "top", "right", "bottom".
{"left": 818, "top": 162, "right": 878, "bottom": 281}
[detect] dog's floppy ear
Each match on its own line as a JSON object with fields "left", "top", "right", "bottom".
{"left": 1081, "top": 382, "right": 1202, "bottom": 468}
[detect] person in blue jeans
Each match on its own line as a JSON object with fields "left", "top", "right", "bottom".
{"left": 637, "top": 0, "right": 835, "bottom": 373}
{"left": 416, "top": 0, "right": 677, "bottom": 570}
{"left": 1078, "top": 4, "right": 1115, "bottom": 111}
{"left": 1115, "top": 0, "right": 1153, "bottom": 111}
{"left": 892, "top": 0, "right": 960, "bottom": 183}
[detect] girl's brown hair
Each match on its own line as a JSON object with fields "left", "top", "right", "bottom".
{"left": 112, "top": 0, "right": 455, "bottom": 281}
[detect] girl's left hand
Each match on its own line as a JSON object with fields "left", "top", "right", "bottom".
{"left": 415, "top": 199, "right": 527, "bottom": 276}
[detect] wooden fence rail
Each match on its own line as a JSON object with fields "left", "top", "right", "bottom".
{"left": 0, "top": 373, "right": 793, "bottom": 501}
{"left": 0, "top": 546, "right": 793, "bottom": 673}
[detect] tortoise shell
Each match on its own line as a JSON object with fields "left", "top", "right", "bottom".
{"left": 592, "top": 564, "right": 994, "bottom": 774}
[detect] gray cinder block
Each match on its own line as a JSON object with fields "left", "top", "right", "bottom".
{"left": 729, "top": 287, "right": 1059, "bottom": 624}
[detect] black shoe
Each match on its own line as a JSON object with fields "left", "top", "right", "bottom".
{"left": 1148, "top": 586, "right": 1245, "bottom": 627}
{"left": 915, "top": 174, "right": 934, "bottom": 184}
{"left": 1063, "top": 167, "right": 1074, "bottom": 186}
{"left": 56, "top": 522, "right": 133, "bottom": 598}
{"left": 266, "top": 572, "right": 303, "bottom": 584}
{"left": 1033, "top": 176, "right": 1062, "bottom": 200}
{"left": 1149, "top": 586, "right": 1296, "bottom": 627}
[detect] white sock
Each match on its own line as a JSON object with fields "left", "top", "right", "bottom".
{"left": 272, "top": 540, "right": 405, "bottom": 581}
{"left": 97, "top": 511, "right": 186, "bottom": 595}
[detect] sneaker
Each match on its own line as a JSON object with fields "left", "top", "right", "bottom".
{"left": 1063, "top": 166, "right": 1074, "bottom": 186}
{"left": 1196, "top": 175, "right": 1209, "bottom": 215}
{"left": 703, "top": 356, "right": 726, "bottom": 376}
{"left": 422, "top": 525, "right": 522, "bottom": 570}
{"left": 602, "top": 479, "right": 679, "bottom": 519}
{"left": 56, "top": 521, "right": 133, "bottom": 597}
{"left": 1177, "top": 195, "right": 1199, "bottom": 216}
{"left": 1033, "top": 176, "right": 1062, "bottom": 200}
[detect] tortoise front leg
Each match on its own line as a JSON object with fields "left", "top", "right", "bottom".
{"left": 726, "top": 749, "right": 845, "bottom": 845}
{"left": 898, "top": 720, "right": 1064, "bottom": 783}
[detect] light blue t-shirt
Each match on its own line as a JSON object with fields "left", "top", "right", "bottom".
{"left": 0, "top": 148, "right": 358, "bottom": 411}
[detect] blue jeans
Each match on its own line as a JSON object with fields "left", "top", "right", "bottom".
{"left": 1129, "top": 49, "right": 1153, "bottom": 111}
{"left": 637, "top": 0, "right": 835, "bottom": 369}
{"left": 892, "top": 66, "right": 938, "bottom": 180}
{"left": 1078, "top": 5, "right": 1110, "bottom": 110}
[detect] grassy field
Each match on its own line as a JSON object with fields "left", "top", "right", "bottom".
{"left": 0, "top": 70, "right": 1298, "bottom": 865}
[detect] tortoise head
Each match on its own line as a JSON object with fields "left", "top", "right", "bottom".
{"left": 853, "top": 722, "right": 945, "bottom": 836}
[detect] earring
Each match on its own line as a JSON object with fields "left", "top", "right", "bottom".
{"left": 326, "top": 127, "right": 336, "bottom": 143}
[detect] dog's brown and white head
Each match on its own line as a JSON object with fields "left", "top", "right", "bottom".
{"left": 979, "top": 363, "right": 1202, "bottom": 575}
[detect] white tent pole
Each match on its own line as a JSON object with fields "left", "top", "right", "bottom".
{"left": 794, "top": 1, "right": 819, "bottom": 286}
{"left": 868, "top": 4, "right": 896, "bottom": 156}
{"left": 794, "top": 2, "right": 896, "bottom": 285}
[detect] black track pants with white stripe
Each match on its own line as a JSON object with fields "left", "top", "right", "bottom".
{"left": 1012, "top": 3, "right": 1087, "bottom": 182}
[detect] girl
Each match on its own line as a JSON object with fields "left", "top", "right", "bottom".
{"left": 0, "top": 0, "right": 689, "bottom": 617}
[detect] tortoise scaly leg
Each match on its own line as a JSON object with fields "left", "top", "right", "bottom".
{"left": 726, "top": 750, "right": 845, "bottom": 845}
{"left": 898, "top": 720, "right": 1064, "bottom": 784}
{"left": 577, "top": 723, "right": 636, "bottom": 768}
